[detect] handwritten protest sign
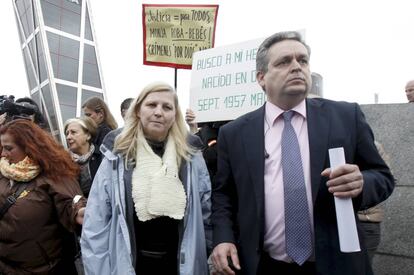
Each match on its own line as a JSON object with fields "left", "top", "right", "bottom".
{"left": 190, "top": 38, "right": 265, "bottom": 122}
{"left": 142, "top": 4, "right": 219, "bottom": 69}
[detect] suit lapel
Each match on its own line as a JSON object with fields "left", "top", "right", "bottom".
{"left": 306, "top": 98, "right": 330, "bottom": 203}
{"left": 241, "top": 106, "right": 266, "bottom": 217}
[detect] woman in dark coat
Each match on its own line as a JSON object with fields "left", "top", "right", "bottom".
{"left": 82, "top": 97, "right": 118, "bottom": 149}
{"left": 0, "top": 119, "right": 86, "bottom": 274}
{"left": 65, "top": 117, "right": 102, "bottom": 198}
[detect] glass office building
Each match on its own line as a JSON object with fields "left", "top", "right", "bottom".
{"left": 310, "top": 72, "right": 323, "bottom": 98}
{"left": 13, "top": 0, "right": 106, "bottom": 144}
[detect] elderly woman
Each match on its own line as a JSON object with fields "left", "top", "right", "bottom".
{"left": 0, "top": 119, "right": 85, "bottom": 274}
{"left": 65, "top": 117, "right": 102, "bottom": 198}
{"left": 82, "top": 96, "right": 118, "bottom": 149}
{"left": 81, "top": 82, "right": 211, "bottom": 275}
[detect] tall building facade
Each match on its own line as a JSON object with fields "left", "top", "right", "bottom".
{"left": 310, "top": 72, "right": 323, "bottom": 98}
{"left": 13, "top": 0, "right": 105, "bottom": 143}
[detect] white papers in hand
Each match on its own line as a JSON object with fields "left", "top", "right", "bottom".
{"left": 328, "top": 147, "right": 361, "bottom": 253}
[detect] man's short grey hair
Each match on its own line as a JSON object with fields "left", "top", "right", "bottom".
{"left": 256, "top": 31, "right": 311, "bottom": 73}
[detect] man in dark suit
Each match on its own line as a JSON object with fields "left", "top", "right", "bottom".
{"left": 210, "top": 31, "right": 394, "bottom": 275}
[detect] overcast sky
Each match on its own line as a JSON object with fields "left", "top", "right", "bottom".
{"left": 1, "top": 0, "right": 413, "bottom": 124}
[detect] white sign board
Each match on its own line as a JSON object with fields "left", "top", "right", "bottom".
{"left": 190, "top": 38, "right": 265, "bottom": 123}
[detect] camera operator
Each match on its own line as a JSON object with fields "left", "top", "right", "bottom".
{"left": 15, "top": 97, "right": 49, "bottom": 130}
{"left": 0, "top": 96, "right": 49, "bottom": 131}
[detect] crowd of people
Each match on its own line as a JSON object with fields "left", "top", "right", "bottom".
{"left": 0, "top": 30, "right": 405, "bottom": 275}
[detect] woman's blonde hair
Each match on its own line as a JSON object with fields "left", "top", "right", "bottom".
{"left": 114, "top": 81, "right": 193, "bottom": 166}
{"left": 82, "top": 96, "right": 118, "bottom": 130}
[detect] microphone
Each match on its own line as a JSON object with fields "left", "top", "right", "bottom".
{"left": 264, "top": 150, "right": 270, "bottom": 159}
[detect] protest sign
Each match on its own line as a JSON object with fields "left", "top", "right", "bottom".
{"left": 190, "top": 38, "right": 265, "bottom": 122}
{"left": 143, "top": 4, "right": 219, "bottom": 69}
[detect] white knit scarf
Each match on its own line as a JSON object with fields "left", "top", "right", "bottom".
{"left": 131, "top": 133, "right": 187, "bottom": 221}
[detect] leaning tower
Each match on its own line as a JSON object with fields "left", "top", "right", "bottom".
{"left": 13, "top": 0, "right": 106, "bottom": 143}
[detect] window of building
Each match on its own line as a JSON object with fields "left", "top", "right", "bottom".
{"left": 81, "top": 89, "right": 103, "bottom": 106}
{"left": 15, "top": 0, "right": 35, "bottom": 39}
{"left": 56, "top": 83, "right": 77, "bottom": 123}
{"left": 41, "top": 0, "right": 82, "bottom": 36}
{"left": 31, "top": 90, "right": 41, "bottom": 107}
{"left": 41, "top": 84, "right": 58, "bottom": 131}
{"left": 84, "top": 5, "right": 93, "bottom": 41}
{"left": 47, "top": 31, "right": 79, "bottom": 83}
{"left": 82, "top": 44, "right": 101, "bottom": 88}
{"left": 22, "top": 48, "right": 37, "bottom": 90}
{"left": 36, "top": 34, "right": 48, "bottom": 83}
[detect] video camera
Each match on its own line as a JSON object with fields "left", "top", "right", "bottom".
{"left": 0, "top": 95, "right": 38, "bottom": 119}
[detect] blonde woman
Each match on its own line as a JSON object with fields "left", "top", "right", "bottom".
{"left": 82, "top": 96, "right": 118, "bottom": 148}
{"left": 81, "top": 82, "right": 211, "bottom": 275}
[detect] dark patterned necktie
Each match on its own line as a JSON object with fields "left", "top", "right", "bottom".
{"left": 281, "top": 110, "right": 312, "bottom": 265}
